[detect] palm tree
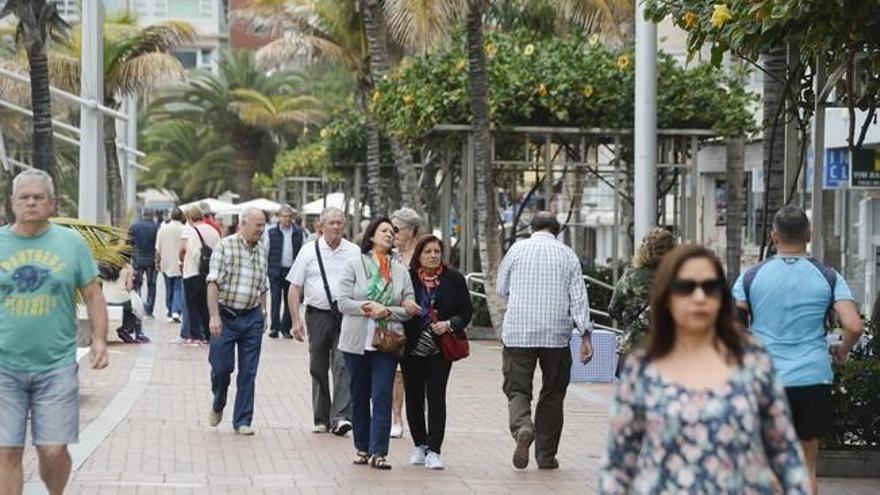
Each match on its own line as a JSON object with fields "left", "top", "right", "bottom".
{"left": 140, "top": 118, "right": 236, "bottom": 202}
{"left": 0, "top": 0, "right": 69, "bottom": 181}
{"left": 154, "top": 50, "right": 321, "bottom": 198}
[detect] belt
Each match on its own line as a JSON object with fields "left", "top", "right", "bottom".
{"left": 219, "top": 304, "right": 260, "bottom": 318}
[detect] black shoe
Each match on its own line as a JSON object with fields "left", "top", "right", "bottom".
{"left": 281, "top": 331, "right": 294, "bottom": 339}
{"left": 332, "top": 420, "right": 352, "bottom": 437}
{"left": 537, "top": 457, "right": 559, "bottom": 470}
{"left": 268, "top": 331, "right": 279, "bottom": 339}
{"left": 512, "top": 426, "right": 534, "bottom": 470}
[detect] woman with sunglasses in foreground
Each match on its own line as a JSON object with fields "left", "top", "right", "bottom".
{"left": 600, "top": 245, "right": 810, "bottom": 494}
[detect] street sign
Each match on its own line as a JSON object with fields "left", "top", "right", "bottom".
{"left": 824, "top": 148, "right": 850, "bottom": 188}
{"left": 850, "top": 148, "right": 880, "bottom": 188}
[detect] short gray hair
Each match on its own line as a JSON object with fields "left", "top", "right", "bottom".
{"left": 239, "top": 207, "right": 265, "bottom": 225}
{"left": 278, "top": 204, "right": 296, "bottom": 216}
{"left": 390, "top": 207, "right": 421, "bottom": 233}
{"left": 319, "top": 206, "right": 345, "bottom": 224}
{"left": 772, "top": 205, "right": 810, "bottom": 243}
{"left": 12, "top": 169, "right": 55, "bottom": 198}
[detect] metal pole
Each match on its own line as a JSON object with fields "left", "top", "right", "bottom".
{"left": 441, "top": 153, "right": 452, "bottom": 263}
{"left": 124, "top": 94, "right": 138, "bottom": 214}
{"left": 811, "top": 55, "right": 826, "bottom": 261}
{"left": 78, "top": 0, "right": 106, "bottom": 222}
{"left": 354, "top": 163, "right": 363, "bottom": 238}
{"left": 634, "top": 0, "right": 658, "bottom": 246}
{"left": 543, "top": 134, "right": 552, "bottom": 210}
{"left": 612, "top": 136, "right": 621, "bottom": 285}
{"left": 688, "top": 136, "right": 699, "bottom": 242}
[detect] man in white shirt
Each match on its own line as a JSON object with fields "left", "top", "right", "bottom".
{"left": 155, "top": 208, "right": 186, "bottom": 322}
{"left": 180, "top": 207, "right": 221, "bottom": 343}
{"left": 287, "top": 207, "right": 360, "bottom": 436}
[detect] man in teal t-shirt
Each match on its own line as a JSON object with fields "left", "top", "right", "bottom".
{"left": 0, "top": 169, "right": 109, "bottom": 495}
{"left": 734, "top": 206, "right": 863, "bottom": 494}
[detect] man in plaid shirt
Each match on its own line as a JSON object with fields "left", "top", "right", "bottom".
{"left": 206, "top": 207, "right": 268, "bottom": 436}
{"left": 496, "top": 211, "right": 594, "bottom": 470}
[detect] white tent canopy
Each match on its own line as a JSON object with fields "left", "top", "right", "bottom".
{"left": 178, "top": 198, "right": 235, "bottom": 215}
{"left": 302, "top": 192, "right": 370, "bottom": 217}
{"left": 215, "top": 198, "right": 283, "bottom": 215}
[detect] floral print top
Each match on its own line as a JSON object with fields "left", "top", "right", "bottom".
{"left": 599, "top": 343, "right": 810, "bottom": 494}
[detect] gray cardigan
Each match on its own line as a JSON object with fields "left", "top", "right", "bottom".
{"left": 337, "top": 254, "right": 415, "bottom": 355}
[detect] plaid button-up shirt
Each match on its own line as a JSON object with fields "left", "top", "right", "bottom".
{"left": 206, "top": 234, "right": 268, "bottom": 311}
{"left": 496, "top": 232, "right": 593, "bottom": 348}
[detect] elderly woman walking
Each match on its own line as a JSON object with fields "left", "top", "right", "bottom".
{"left": 402, "top": 235, "right": 472, "bottom": 470}
{"left": 389, "top": 207, "right": 422, "bottom": 437}
{"left": 337, "top": 217, "right": 418, "bottom": 470}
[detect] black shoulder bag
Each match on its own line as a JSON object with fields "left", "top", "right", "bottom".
{"left": 193, "top": 226, "right": 213, "bottom": 277}
{"left": 315, "top": 241, "right": 343, "bottom": 323}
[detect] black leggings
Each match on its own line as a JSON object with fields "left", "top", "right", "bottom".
{"left": 401, "top": 352, "right": 452, "bottom": 454}
{"left": 184, "top": 275, "right": 209, "bottom": 341}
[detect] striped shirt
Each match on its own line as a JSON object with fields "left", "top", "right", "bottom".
{"left": 207, "top": 234, "right": 268, "bottom": 311}
{"left": 496, "top": 232, "right": 593, "bottom": 348}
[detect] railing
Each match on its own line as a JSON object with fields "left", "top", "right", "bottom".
{"left": 464, "top": 272, "right": 621, "bottom": 334}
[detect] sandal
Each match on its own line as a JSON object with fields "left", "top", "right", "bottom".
{"left": 353, "top": 451, "right": 369, "bottom": 465}
{"left": 369, "top": 455, "right": 392, "bottom": 470}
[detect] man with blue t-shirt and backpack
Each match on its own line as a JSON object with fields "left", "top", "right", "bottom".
{"left": 734, "top": 205, "right": 863, "bottom": 494}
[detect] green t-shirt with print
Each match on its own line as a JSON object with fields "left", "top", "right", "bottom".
{"left": 0, "top": 224, "right": 99, "bottom": 372}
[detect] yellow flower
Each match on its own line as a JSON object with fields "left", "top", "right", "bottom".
{"left": 617, "top": 54, "right": 630, "bottom": 70}
{"left": 538, "top": 83, "right": 548, "bottom": 97}
{"left": 319, "top": 128, "right": 329, "bottom": 139}
{"left": 403, "top": 95, "right": 414, "bottom": 104}
{"left": 456, "top": 59, "right": 467, "bottom": 71}
{"left": 711, "top": 4, "right": 732, "bottom": 29}
{"left": 683, "top": 11, "right": 699, "bottom": 30}
{"left": 523, "top": 43, "right": 535, "bottom": 56}
{"left": 485, "top": 42, "right": 497, "bottom": 58}
{"left": 382, "top": 74, "right": 389, "bottom": 82}
{"left": 372, "top": 90, "right": 382, "bottom": 103}
{"left": 582, "top": 85, "right": 594, "bottom": 98}
{"left": 588, "top": 34, "right": 599, "bottom": 46}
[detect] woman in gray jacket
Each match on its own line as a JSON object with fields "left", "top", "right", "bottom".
{"left": 337, "top": 217, "right": 418, "bottom": 470}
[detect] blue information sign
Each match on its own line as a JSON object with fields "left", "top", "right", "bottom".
{"left": 824, "top": 148, "right": 850, "bottom": 189}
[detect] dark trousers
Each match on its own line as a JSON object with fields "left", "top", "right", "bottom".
{"left": 344, "top": 350, "right": 397, "bottom": 456}
{"left": 110, "top": 301, "right": 142, "bottom": 335}
{"left": 184, "top": 275, "right": 209, "bottom": 341}
{"left": 133, "top": 265, "right": 157, "bottom": 317}
{"left": 502, "top": 346, "right": 571, "bottom": 465}
{"left": 179, "top": 281, "right": 191, "bottom": 339}
{"left": 209, "top": 307, "right": 264, "bottom": 428}
{"left": 306, "top": 307, "right": 351, "bottom": 427}
{"left": 269, "top": 275, "right": 292, "bottom": 333}
{"left": 162, "top": 274, "right": 183, "bottom": 317}
{"left": 401, "top": 352, "right": 452, "bottom": 454}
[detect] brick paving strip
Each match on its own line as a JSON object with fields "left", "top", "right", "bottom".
{"left": 17, "top": 316, "right": 879, "bottom": 494}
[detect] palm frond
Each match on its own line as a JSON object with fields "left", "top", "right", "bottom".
{"left": 110, "top": 52, "right": 185, "bottom": 98}
{"left": 50, "top": 217, "right": 131, "bottom": 268}
{"left": 383, "top": 0, "right": 465, "bottom": 53}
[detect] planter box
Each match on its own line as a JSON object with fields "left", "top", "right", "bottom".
{"left": 817, "top": 450, "right": 880, "bottom": 478}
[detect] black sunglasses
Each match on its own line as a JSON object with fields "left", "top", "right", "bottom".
{"left": 669, "top": 278, "right": 724, "bottom": 297}
{"left": 392, "top": 225, "right": 400, "bottom": 234}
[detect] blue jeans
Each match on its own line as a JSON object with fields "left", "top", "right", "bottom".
{"left": 344, "top": 351, "right": 397, "bottom": 456}
{"left": 179, "top": 281, "right": 191, "bottom": 339}
{"left": 133, "top": 265, "right": 157, "bottom": 317}
{"left": 162, "top": 274, "right": 183, "bottom": 317}
{"left": 209, "top": 307, "right": 264, "bottom": 428}
{"left": 0, "top": 363, "right": 79, "bottom": 447}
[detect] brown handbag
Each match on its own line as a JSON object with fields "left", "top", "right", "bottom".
{"left": 372, "top": 326, "right": 406, "bottom": 357}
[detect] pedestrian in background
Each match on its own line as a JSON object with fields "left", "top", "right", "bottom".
{"left": 389, "top": 206, "right": 423, "bottom": 438}
{"left": 601, "top": 245, "right": 810, "bottom": 494}
{"left": 200, "top": 202, "right": 224, "bottom": 236}
{"left": 287, "top": 207, "right": 358, "bottom": 436}
{"left": 734, "top": 206, "right": 863, "bottom": 494}
{"left": 206, "top": 207, "right": 269, "bottom": 435}
{"left": 0, "top": 169, "right": 109, "bottom": 495}
{"left": 129, "top": 208, "right": 160, "bottom": 319}
{"left": 265, "top": 204, "right": 305, "bottom": 339}
{"left": 608, "top": 228, "right": 675, "bottom": 373}
{"left": 496, "top": 211, "right": 594, "bottom": 470}
{"left": 402, "top": 235, "right": 472, "bottom": 470}
{"left": 156, "top": 207, "right": 186, "bottom": 322}
{"left": 337, "top": 217, "right": 417, "bottom": 470}
{"left": 181, "top": 207, "right": 220, "bottom": 345}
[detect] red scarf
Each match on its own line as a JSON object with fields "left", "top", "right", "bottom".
{"left": 417, "top": 265, "right": 444, "bottom": 292}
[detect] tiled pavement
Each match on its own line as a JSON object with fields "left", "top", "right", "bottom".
{"left": 19, "top": 318, "right": 880, "bottom": 494}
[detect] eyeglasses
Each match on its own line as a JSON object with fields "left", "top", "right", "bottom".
{"left": 14, "top": 194, "right": 50, "bottom": 204}
{"left": 669, "top": 278, "right": 724, "bottom": 297}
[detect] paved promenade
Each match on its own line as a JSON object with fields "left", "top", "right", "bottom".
{"left": 18, "top": 317, "right": 880, "bottom": 494}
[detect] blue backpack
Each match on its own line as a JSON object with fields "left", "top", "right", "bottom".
{"left": 742, "top": 256, "right": 838, "bottom": 327}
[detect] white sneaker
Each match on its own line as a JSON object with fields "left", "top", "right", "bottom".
{"left": 390, "top": 422, "right": 404, "bottom": 438}
{"left": 410, "top": 445, "right": 427, "bottom": 465}
{"left": 425, "top": 451, "right": 444, "bottom": 470}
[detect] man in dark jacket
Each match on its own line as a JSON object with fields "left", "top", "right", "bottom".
{"left": 265, "top": 204, "right": 304, "bottom": 338}
{"left": 129, "top": 208, "right": 160, "bottom": 318}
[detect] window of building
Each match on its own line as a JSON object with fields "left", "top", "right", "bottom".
{"left": 174, "top": 50, "right": 198, "bottom": 69}
{"left": 199, "top": 0, "right": 214, "bottom": 18}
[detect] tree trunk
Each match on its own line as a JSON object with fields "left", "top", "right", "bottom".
{"left": 362, "top": 0, "right": 421, "bottom": 214}
{"left": 103, "top": 113, "right": 125, "bottom": 225}
{"left": 26, "top": 36, "right": 57, "bottom": 181}
{"left": 365, "top": 114, "right": 385, "bottom": 216}
{"left": 233, "top": 145, "right": 259, "bottom": 199}
{"left": 759, "top": 46, "right": 787, "bottom": 258}
{"left": 726, "top": 138, "right": 745, "bottom": 282}
{"left": 466, "top": 0, "right": 506, "bottom": 335}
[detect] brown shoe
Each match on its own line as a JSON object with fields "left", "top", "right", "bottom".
{"left": 512, "top": 426, "right": 534, "bottom": 470}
